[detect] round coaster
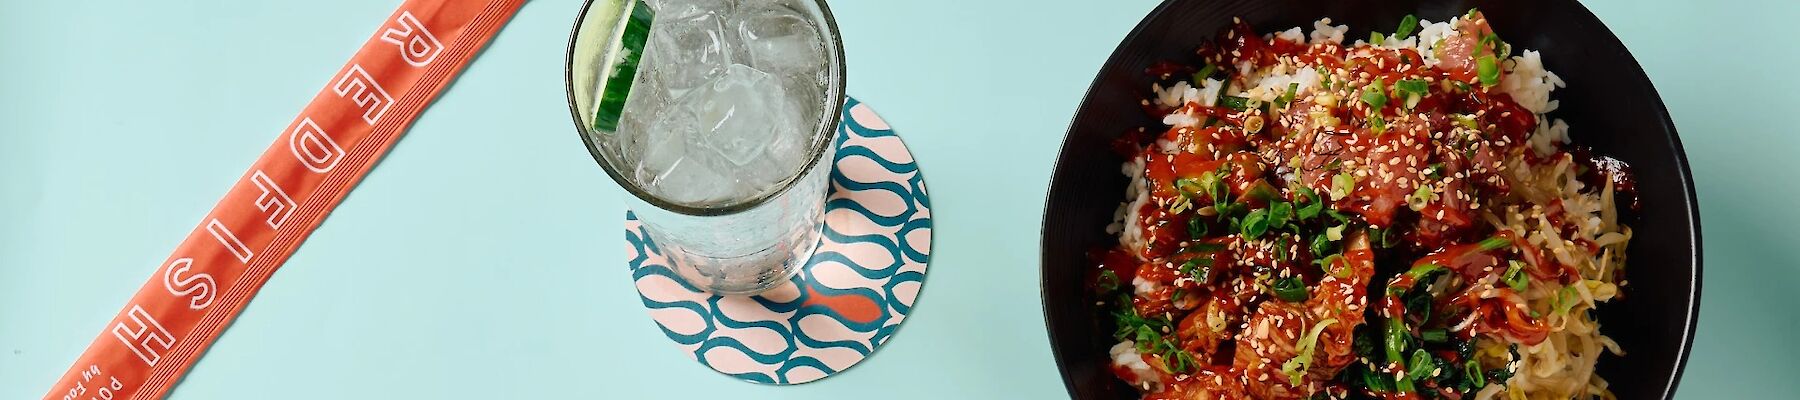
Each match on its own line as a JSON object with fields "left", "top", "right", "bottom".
{"left": 623, "top": 97, "right": 932, "bottom": 385}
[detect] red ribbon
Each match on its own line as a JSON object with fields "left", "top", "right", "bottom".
{"left": 45, "top": 1, "right": 523, "bottom": 398}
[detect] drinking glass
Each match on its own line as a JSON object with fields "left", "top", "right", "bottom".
{"left": 565, "top": 0, "right": 846, "bottom": 295}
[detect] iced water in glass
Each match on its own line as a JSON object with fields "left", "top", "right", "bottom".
{"left": 567, "top": 0, "right": 844, "bottom": 294}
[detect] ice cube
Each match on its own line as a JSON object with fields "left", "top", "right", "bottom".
{"left": 636, "top": 105, "right": 744, "bottom": 204}
{"left": 731, "top": 3, "right": 826, "bottom": 75}
{"left": 650, "top": 0, "right": 730, "bottom": 20}
{"left": 683, "top": 64, "right": 799, "bottom": 171}
{"left": 648, "top": 10, "right": 733, "bottom": 95}
{"left": 635, "top": 106, "right": 697, "bottom": 187}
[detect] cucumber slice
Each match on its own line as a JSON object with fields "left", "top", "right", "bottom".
{"left": 592, "top": 0, "right": 654, "bottom": 133}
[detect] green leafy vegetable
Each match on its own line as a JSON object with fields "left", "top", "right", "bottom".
{"left": 1385, "top": 318, "right": 1416, "bottom": 392}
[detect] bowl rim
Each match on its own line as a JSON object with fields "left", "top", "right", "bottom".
{"left": 1038, "top": 0, "right": 1703, "bottom": 398}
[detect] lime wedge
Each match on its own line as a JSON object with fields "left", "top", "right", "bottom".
{"left": 592, "top": 0, "right": 654, "bottom": 133}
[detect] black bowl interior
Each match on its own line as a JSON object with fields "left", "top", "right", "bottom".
{"left": 1041, "top": 0, "right": 1701, "bottom": 398}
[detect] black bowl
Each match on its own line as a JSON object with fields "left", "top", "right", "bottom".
{"left": 1040, "top": 0, "right": 1702, "bottom": 398}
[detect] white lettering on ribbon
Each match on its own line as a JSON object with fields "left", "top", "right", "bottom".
{"left": 332, "top": 65, "right": 393, "bottom": 125}
{"left": 379, "top": 11, "right": 442, "bottom": 67}
{"left": 249, "top": 171, "right": 296, "bottom": 229}
{"left": 112, "top": 305, "right": 173, "bottom": 367}
{"left": 206, "top": 219, "right": 252, "bottom": 263}
{"left": 288, "top": 118, "right": 343, "bottom": 173}
{"left": 161, "top": 258, "right": 215, "bottom": 310}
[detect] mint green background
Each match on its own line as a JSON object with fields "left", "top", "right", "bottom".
{"left": 1, "top": 0, "right": 1793, "bottom": 398}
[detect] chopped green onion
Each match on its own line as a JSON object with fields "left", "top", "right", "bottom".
{"left": 1181, "top": 258, "right": 1215, "bottom": 283}
{"left": 1554, "top": 285, "right": 1580, "bottom": 314}
{"left": 1097, "top": 269, "right": 1120, "bottom": 293}
{"left": 1194, "top": 63, "right": 1218, "bottom": 83}
{"left": 1318, "top": 254, "right": 1349, "bottom": 278}
{"left": 1296, "top": 186, "right": 1323, "bottom": 220}
{"left": 1280, "top": 318, "right": 1339, "bottom": 386}
{"left": 1161, "top": 346, "right": 1197, "bottom": 374}
{"left": 1404, "top": 263, "right": 1446, "bottom": 284}
{"left": 1187, "top": 215, "right": 1208, "bottom": 238}
{"left": 1465, "top": 360, "right": 1486, "bottom": 388}
{"left": 1370, "top": 32, "right": 1385, "bottom": 44}
{"left": 1369, "top": 115, "right": 1388, "bottom": 135}
{"left": 1269, "top": 201, "right": 1293, "bottom": 230}
{"left": 1361, "top": 79, "right": 1388, "bottom": 109}
{"left": 1187, "top": 241, "right": 1227, "bottom": 252}
{"left": 1272, "top": 276, "right": 1309, "bottom": 302}
{"left": 1406, "top": 349, "right": 1435, "bottom": 381}
{"left": 1220, "top": 95, "right": 1252, "bottom": 111}
{"left": 1453, "top": 114, "right": 1480, "bottom": 130}
{"left": 1196, "top": 171, "right": 1226, "bottom": 206}
{"left": 1326, "top": 224, "right": 1346, "bottom": 241}
{"left": 1395, "top": 14, "right": 1419, "bottom": 38}
{"left": 1310, "top": 234, "right": 1335, "bottom": 258}
{"left": 1395, "top": 79, "right": 1429, "bottom": 97}
{"left": 1275, "top": 82, "right": 1300, "bottom": 108}
{"left": 1452, "top": 81, "right": 1472, "bottom": 92}
{"left": 1330, "top": 172, "right": 1356, "bottom": 201}
{"left": 1502, "top": 260, "right": 1529, "bottom": 292}
{"left": 1477, "top": 236, "right": 1513, "bottom": 251}
{"left": 1175, "top": 177, "right": 1205, "bottom": 195}
{"left": 1407, "top": 183, "right": 1434, "bottom": 211}
{"left": 1421, "top": 328, "right": 1449, "bottom": 343}
{"left": 1370, "top": 226, "right": 1402, "bottom": 248}
{"left": 1477, "top": 33, "right": 1503, "bottom": 56}
{"left": 1241, "top": 208, "right": 1271, "bottom": 238}
{"left": 1476, "top": 55, "right": 1500, "bottom": 87}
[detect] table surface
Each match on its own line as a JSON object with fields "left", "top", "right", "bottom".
{"left": 3, "top": 0, "right": 1796, "bottom": 398}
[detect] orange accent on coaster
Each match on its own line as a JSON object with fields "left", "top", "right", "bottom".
{"left": 44, "top": 1, "right": 522, "bottom": 399}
